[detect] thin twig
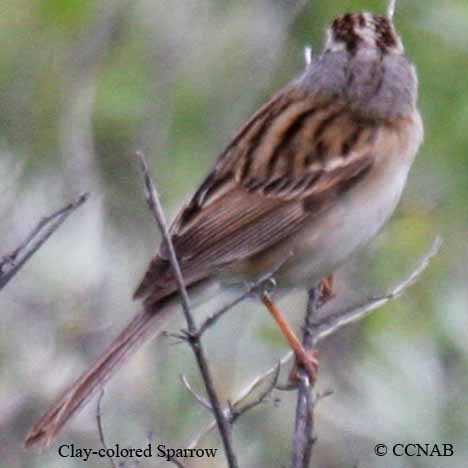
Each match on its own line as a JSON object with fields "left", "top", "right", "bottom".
{"left": 135, "top": 152, "right": 193, "bottom": 328}
{"left": 291, "top": 286, "right": 320, "bottom": 468}
{"left": 196, "top": 258, "right": 291, "bottom": 338}
{"left": 387, "top": 0, "right": 397, "bottom": 19}
{"left": 96, "top": 390, "right": 118, "bottom": 468}
{"left": 304, "top": 46, "right": 312, "bottom": 66}
{"left": 186, "top": 359, "right": 284, "bottom": 449}
{"left": 230, "top": 361, "right": 281, "bottom": 422}
{"left": 233, "top": 353, "right": 292, "bottom": 407}
{"left": 135, "top": 151, "right": 238, "bottom": 468}
{"left": 0, "top": 193, "right": 89, "bottom": 292}
{"left": 180, "top": 374, "right": 212, "bottom": 411}
{"left": 309, "top": 237, "right": 442, "bottom": 346}
{"left": 186, "top": 238, "right": 441, "bottom": 451}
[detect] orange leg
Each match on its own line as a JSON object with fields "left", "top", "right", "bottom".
{"left": 261, "top": 293, "right": 319, "bottom": 382}
{"left": 318, "top": 274, "right": 335, "bottom": 305}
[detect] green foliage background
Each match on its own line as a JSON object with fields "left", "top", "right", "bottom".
{"left": 0, "top": 1, "right": 466, "bottom": 467}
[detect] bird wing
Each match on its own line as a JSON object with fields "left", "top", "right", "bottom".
{"left": 134, "top": 84, "right": 378, "bottom": 305}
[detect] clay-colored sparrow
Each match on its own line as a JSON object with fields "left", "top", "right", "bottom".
{"left": 26, "top": 11, "right": 422, "bottom": 448}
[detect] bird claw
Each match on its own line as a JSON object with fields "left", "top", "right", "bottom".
{"left": 261, "top": 277, "right": 277, "bottom": 298}
{"left": 318, "top": 274, "right": 335, "bottom": 306}
{"left": 288, "top": 349, "right": 319, "bottom": 385}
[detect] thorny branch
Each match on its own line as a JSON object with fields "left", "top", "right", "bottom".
{"left": 0, "top": 193, "right": 89, "bottom": 292}
{"left": 135, "top": 151, "right": 239, "bottom": 468}
{"left": 184, "top": 237, "right": 441, "bottom": 461}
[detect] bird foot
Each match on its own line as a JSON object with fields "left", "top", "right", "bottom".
{"left": 289, "top": 349, "right": 319, "bottom": 385}
{"left": 318, "top": 274, "right": 335, "bottom": 306}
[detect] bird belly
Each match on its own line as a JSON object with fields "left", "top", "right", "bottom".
{"left": 224, "top": 153, "right": 412, "bottom": 291}
{"left": 276, "top": 159, "right": 410, "bottom": 288}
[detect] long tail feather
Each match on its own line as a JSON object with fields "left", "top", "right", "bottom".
{"left": 24, "top": 298, "right": 177, "bottom": 448}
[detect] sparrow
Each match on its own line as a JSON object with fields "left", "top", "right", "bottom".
{"left": 25, "top": 11, "right": 423, "bottom": 448}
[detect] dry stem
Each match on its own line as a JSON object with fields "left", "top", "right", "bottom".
{"left": 135, "top": 151, "right": 238, "bottom": 468}
{"left": 0, "top": 193, "right": 88, "bottom": 292}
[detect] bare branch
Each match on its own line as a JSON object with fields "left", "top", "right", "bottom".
{"left": 304, "top": 46, "right": 312, "bottom": 66}
{"left": 291, "top": 286, "right": 320, "bottom": 468}
{"left": 234, "top": 353, "right": 293, "bottom": 405}
{"left": 96, "top": 390, "right": 117, "bottom": 468}
{"left": 186, "top": 359, "right": 284, "bottom": 449}
{"left": 135, "top": 151, "right": 193, "bottom": 326}
{"left": 291, "top": 238, "right": 441, "bottom": 467}
{"left": 310, "top": 237, "right": 442, "bottom": 346}
{"left": 230, "top": 361, "right": 281, "bottom": 421}
{"left": 180, "top": 375, "right": 212, "bottom": 411}
{"left": 135, "top": 151, "right": 238, "bottom": 468}
{"left": 0, "top": 193, "right": 89, "bottom": 292}
{"left": 186, "top": 418, "right": 218, "bottom": 450}
{"left": 387, "top": 0, "right": 397, "bottom": 19}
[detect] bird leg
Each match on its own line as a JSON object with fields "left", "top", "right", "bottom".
{"left": 261, "top": 292, "right": 319, "bottom": 383}
{"left": 318, "top": 273, "right": 335, "bottom": 306}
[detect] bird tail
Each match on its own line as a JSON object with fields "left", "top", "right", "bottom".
{"left": 24, "top": 296, "right": 178, "bottom": 449}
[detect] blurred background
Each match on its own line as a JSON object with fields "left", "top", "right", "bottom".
{"left": 0, "top": 0, "right": 467, "bottom": 467}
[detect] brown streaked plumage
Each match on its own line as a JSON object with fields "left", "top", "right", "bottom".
{"left": 25, "top": 11, "right": 422, "bottom": 448}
